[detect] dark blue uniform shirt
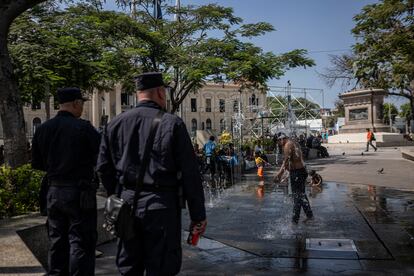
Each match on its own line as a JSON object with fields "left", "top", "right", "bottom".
{"left": 96, "top": 101, "right": 206, "bottom": 222}
{"left": 31, "top": 111, "right": 100, "bottom": 182}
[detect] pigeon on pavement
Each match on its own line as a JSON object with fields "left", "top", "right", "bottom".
{"left": 377, "top": 168, "right": 384, "bottom": 174}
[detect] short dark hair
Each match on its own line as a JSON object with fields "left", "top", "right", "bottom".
{"left": 366, "top": 128, "right": 370, "bottom": 131}
{"left": 209, "top": 136, "right": 215, "bottom": 141}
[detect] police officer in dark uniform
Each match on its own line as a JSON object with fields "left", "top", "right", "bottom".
{"left": 96, "top": 72, "right": 207, "bottom": 276}
{"left": 31, "top": 87, "right": 100, "bottom": 276}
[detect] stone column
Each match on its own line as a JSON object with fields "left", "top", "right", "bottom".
{"left": 115, "top": 84, "right": 122, "bottom": 115}
{"left": 91, "top": 90, "right": 101, "bottom": 127}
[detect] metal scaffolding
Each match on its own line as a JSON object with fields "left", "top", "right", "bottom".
{"left": 224, "top": 84, "right": 325, "bottom": 140}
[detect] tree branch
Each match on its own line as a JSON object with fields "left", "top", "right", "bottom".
{"left": 386, "top": 91, "right": 412, "bottom": 99}
{"left": 0, "top": 0, "right": 45, "bottom": 34}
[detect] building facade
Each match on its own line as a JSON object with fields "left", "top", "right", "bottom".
{"left": 1, "top": 83, "right": 266, "bottom": 141}
{"left": 177, "top": 83, "right": 266, "bottom": 139}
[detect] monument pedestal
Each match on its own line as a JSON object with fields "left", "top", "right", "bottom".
{"left": 330, "top": 89, "right": 414, "bottom": 146}
{"left": 339, "top": 89, "right": 389, "bottom": 134}
{"left": 328, "top": 132, "right": 412, "bottom": 147}
{"left": 339, "top": 124, "right": 390, "bottom": 134}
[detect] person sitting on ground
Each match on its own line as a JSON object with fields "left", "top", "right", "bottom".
{"left": 309, "top": 170, "right": 323, "bottom": 187}
{"left": 311, "top": 136, "right": 329, "bottom": 158}
{"left": 403, "top": 133, "right": 413, "bottom": 141}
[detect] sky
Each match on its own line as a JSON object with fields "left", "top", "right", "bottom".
{"left": 99, "top": 0, "right": 408, "bottom": 109}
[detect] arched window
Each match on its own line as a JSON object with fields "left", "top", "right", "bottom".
{"left": 191, "top": 119, "right": 197, "bottom": 132}
{"left": 233, "top": 100, "right": 239, "bottom": 112}
{"left": 206, "top": 119, "right": 212, "bottom": 130}
{"left": 220, "top": 119, "right": 226, "bottom": 133}
{"left": 250, "top": 94, "right": 256, "bottom": 105}
{"left": 249, "top": 94, "right": 259, "bottom": 112}
{"left": 33, "top": 117, "right": 41, "bottom": 135}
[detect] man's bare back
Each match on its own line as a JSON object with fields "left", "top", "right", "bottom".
{"left": 283, "top": 140, "right": 304, "bottom": 170}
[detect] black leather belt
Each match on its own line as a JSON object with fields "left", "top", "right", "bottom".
{"left": 49, "top": 179, "right": 79, "bottom": 187}
{"left": 124, "top": 183, "right": 178, "bottom": 192}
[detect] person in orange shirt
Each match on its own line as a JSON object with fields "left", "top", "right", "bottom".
{"left": 365, "top": 128, "right": 377, "bottom": 152}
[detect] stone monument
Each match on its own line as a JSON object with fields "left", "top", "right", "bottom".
{"left": 339, "top": 88, "right": 389, "bottom": 133}
{"left": 329, "top": 88, "right": 411, "bottom": 146}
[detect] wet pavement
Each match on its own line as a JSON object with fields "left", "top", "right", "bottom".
{"left": 96, "top": 170, "right": 414, "bottom": 275}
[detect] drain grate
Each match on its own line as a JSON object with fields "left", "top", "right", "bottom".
{"left": 306, "top": 238, "right": 357, "bottom": 252}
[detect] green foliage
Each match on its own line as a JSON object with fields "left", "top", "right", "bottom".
{"left": 382, "top": 103, "right": 398, "bottom": 124}
{"left": 267, "top": 96, "right": 320, "bottom": 118}
{"left": 400, "top": 102, "right": 412, "bottom": 122}
{"left": 352, "top": 0, "right": 414, "bottom": 104}
{"left": 260, "top": 137, "right": 275, "bottom": 153}
{"left": 0, "top": 165, "right": 45, "bottom": 218}
{"left": 115, "top": 0, "right": 314, "bottom": 112}
{"left": 9, "top": 3, "right": 144, "bottom": 103}
{"left": 334, "top": 100, "right": 345, "bottom": 117}
{"left": 8, "top": 0, "right": 314, "bottom": 111}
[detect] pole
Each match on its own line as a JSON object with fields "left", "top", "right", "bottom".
{"left": 287, "top": 81, "right": 292, "bottom": 137}
{"left": 389, "top": 104, "right": 392, "bottom": 132}
{"left": 304, "top": 88, "right": 308, "bottom": 136}
{"left": 239, "top": 88, "right": 242, "bottom": 145}
{"left": 261, "top": 116, "right": 264, "bottom": 137}
{"left": 239, "top": 88, "right": 243, "bottom": 181}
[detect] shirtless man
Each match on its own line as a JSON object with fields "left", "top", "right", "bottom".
{"left": 274, "top": 133, "right": 313, "bottom": 224}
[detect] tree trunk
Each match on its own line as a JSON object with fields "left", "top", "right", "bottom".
{"left": 0, "top": 33, "right": 28, "bottom": 167}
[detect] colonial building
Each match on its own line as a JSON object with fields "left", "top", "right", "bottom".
{"left": 177, "top": 83, "right": 266, "bottom": 139}
{"left": 0, "top": 83, "right": 266, "bottom": 141}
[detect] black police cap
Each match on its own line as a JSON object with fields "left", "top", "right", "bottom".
{"left": 57, "top": 87, "right": 88, "bottom": 104}
{"left": 134, "top": 72, "right": 165, "bottom": 91}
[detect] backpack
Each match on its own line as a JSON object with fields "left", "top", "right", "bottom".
{"left": 371, "top": 133, "right": 376, "bottom": 141}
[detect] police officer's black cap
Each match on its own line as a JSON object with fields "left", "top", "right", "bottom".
{"left": 57, "top": 87, "right": 89, "bottom": 104}
{"left": 134, "top": 72, "right": 165, "bottom": 91}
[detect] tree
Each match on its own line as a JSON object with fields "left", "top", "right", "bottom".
{"left": 9, "top": 4, "right": 146, "bottom": 113}
{"left": 267, "top": 96, "right": 320, "bottom": 119}
{"left": 0, "top": 0, "right": 48, "bottom": 168}
{"left": 319, "top": 54, "right": 358, "bottom": 89}
{"left": 0, "top": 0, "right": 150, "bottom": 167}
{"left": 400, "top": 102, "right": 412, "bottom": 125}
{"left": 382, "top": 103, "right": 398, "bottom": 125}
{"left": 116, "top": 0, "right": 314, "bottom": 112}
{"left": 333, "top": 99, "right": 345, "bottom": 117}
{"left": 352, "top": 0, "right": 414, "bottom": 123}
{"left": 1, "top": 0, "right": 314, "bottom": 166}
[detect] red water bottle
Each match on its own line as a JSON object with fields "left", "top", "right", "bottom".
{"left": 187, "top": 223, "right": 202, "bottom": 246}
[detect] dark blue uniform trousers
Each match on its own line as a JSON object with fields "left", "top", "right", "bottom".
{"left": 116, "top": 208, "right": 182, "bottom": 276}
{"left": 47, "top": 186, "right": 97, "bottom": 276}
{"left": 290, "top": 168, "right": 313, "bottom": 221}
